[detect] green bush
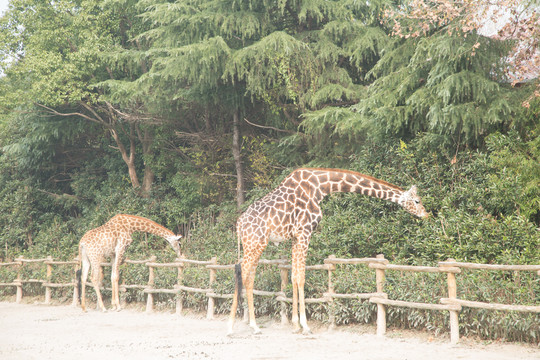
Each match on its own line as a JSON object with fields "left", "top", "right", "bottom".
{"left": 0, "top": 134, "right": 538, "bottom": 343}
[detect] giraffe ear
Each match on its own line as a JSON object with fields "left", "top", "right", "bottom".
{"left": 408, "top": 185, "right": 417, "bottom": 196}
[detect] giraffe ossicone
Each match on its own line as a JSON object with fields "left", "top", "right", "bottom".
{"left": 227, "top": 168, "right": 428, "bottom": 335}
{"left": 76, "top": 214, "right": 182, "bottom": 312}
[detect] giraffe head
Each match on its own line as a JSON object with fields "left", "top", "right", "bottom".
{"left": 398, "top": 185, "right": 429, "bottom": 218}
{"left": 165, "top": 235, "right": 183, "bottom": 257}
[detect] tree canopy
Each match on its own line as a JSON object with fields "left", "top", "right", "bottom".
{"left": 0, "top": 0, "right": 537, "bottom": 259}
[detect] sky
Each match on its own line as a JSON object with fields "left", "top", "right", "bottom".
{"left": 0, "top": 0, "right": 9, "bottom": 16}
{"left": 0, "top": 0, "right": 10, "bottom": 77}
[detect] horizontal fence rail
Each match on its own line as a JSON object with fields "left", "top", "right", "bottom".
{"left": 0, "top": 254, "right": 538, "bottom": 344}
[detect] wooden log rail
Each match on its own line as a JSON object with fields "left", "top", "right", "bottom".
{"left": 0, "top": 256, "right": 79, "bottom": 305}
{"left": 0, "top": 254, "right": 538, "bottom": 344}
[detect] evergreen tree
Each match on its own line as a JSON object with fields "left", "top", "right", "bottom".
{"left": 301, "top": 1, "right": 523, "bottom": 154}
{"left": 105, "top": 0, "right": 392, "bottom": 206}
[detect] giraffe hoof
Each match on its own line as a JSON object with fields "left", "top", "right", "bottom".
{"left": 302, "top": 328, "right": 313, "bottom": 335}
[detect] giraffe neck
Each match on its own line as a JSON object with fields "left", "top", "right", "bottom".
{"left": 302, "top": 168, "right": 404, "bottom": 204}
{"left": 110, "top": 214, "right": 175, "bottom": 239}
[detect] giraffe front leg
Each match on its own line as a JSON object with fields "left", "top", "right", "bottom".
{"left": 292, "top": 241, "right": 311, "bottom": 335}
{"left": 297, "top": 278, "right": 311, "bottom": 335}
{"left": 291, "top": 278, "right": 301, "bottom": 333}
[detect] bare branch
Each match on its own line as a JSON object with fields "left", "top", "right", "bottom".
{"left": 34, "top": 103, "right": 103, "bottom": 125}
{"left": 243, "top": 117, "right": 296, "bottom": 134}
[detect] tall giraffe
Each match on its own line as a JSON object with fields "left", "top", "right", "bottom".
{"left": 228, "top": 168, "right": 428, "bottom": 335}
{"left": 76, "top": 214, "right": 182, "bottom": 312}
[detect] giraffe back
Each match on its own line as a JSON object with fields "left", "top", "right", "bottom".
{"left": 237, "top": 169, "right": 325, "bottom": 245}
{"left": 107, "top": 214, "right": 176, "bottom": 238}
{"left": 79, "top": 214, "right": 179, "bottom": 261}
{"left": 79, "top": 222, "right": 123, "bottom": 260}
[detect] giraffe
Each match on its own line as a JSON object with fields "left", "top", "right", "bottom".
{"left": 76, "top": 214, "right": 182, "bottom": 312}
{"left": 227, "top": 168, "right": 429, "bottom": 335}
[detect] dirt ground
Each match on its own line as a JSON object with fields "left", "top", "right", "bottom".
{"left": 0, "top": 301, "right": 538, "bottom": 360}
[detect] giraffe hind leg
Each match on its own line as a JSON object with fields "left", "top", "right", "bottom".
{"left": 227, "top": 240, "right": 265, "bottom": 335}
{"left": 244, "top": 257, "right": 262, "bottom": 334}
{"left": 227, "top": 263, "right": 243, "bottom": 336}
{"left": 110, "top": 254, "right": 123, "bottom": 311}
{"left": 79, "top": 258, "right": 90, "bottom": 312}
{"left": 90, "top": 261, "right": 107, "bottom": 312}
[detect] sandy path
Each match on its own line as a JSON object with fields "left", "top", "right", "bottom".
{"left": 0, "top": 302, "right": 538, "bottom": 360}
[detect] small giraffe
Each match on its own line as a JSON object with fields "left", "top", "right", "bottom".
{"left": 228, "top": 168, "right": 428, "bottom": 335}
{"left": 76, "top": 214, "right": 182, "bottom": 312}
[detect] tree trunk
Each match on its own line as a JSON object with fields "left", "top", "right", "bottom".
{"left": 232, "top": 109, "right": 245, "bottom": 208}
{"left": 140, "top": 127, "right": 155, "bottom": 198}
{"left": 110, "top": 126, "right": 141, "bottom": 190}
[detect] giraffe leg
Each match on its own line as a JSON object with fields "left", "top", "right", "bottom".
{"left": 291, "top": 274, "right": 300, "bottom": 332}
{"left": 228, "top": 240, "right": 265, "bottom": 335}
{"left": 110, "top": 254, "right": 123, "bottom": 311}
{"left": 227, "top": 287, "right": 238, "bottom": 335}
{"left": 244, "top": 258, "right": 262, "bottom": 334}
{"left": 292, "top": 240, "right": 311, "bottom": 334}
{"left": 227, "top": 264, "right": 242, "bottom": 336}
{"left": 80, "top": 258, "right": 90, "bottom": 312}
{"left": 90, "top": 261, "right": 107, "bottom": 312}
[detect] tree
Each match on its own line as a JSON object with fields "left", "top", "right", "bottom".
{"left": 0, "top": 0, "right": 166, "bottom": 197}
{"left": 108, "top": 0, "right": 396, "bottom": 207}
{"left": 302, "top": 0, "right": 525, "bottom": 154}
{"left": 385, "top": 0, "right": 539, "bottom": 107}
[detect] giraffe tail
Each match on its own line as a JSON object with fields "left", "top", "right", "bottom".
{"left": 76, "top": 269, "right": 82, "bottom": 304}
{"left": 76, "top": 242, "right": 83, "bottom": 304}
{"left": 234, "top": 263, "right": 243, "bottom": 312}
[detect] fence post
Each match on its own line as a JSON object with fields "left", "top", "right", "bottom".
{"left": 375, "top": 254, "right": 386, "bottom": 337}
{"left": 146, "top": 255, "right": 157, "bottom": 313}
{"left": 15, "top": 256, "right": 23, "bottom": 303}
{"left": 280, "top": 262, "right": 289, "bottom": 325}
{"left": 444, "top": 258, "right": 460, "bottom": 344}
{"left": 206, "top": 257, "right": 217, "bottom": 319}
{"left": 327, "top": 255, "right": 337, "bottom": 329}
{"left": 176, "top": 258, "right": 184, "bottom": 315}
{"left": 44, "top": 256, "right": 53, "bottom": 304}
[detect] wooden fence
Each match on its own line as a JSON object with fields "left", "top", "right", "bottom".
{"left": 0, "top": 254, "right": 539, "bottom": 344}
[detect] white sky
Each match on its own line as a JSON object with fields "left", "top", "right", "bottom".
{"left": 0, "top": 0, "right": 9, "bottom": 16}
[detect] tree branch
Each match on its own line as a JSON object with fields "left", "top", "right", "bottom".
{"left": 34, "top": 103, "right": 103, "bottom": 125}
{"left": 243, "top": 117, "right": 296, "bottom": 134}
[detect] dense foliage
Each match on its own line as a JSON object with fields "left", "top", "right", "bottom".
{"left": 0, "top": 0, "right": 538, "bottom": 342}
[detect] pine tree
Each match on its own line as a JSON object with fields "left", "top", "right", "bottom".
{"left": 301, "top": 1, "right": 522, "bottom": 152}
{"left": 106, "top": 0, "right": 392, "bottom": 205}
